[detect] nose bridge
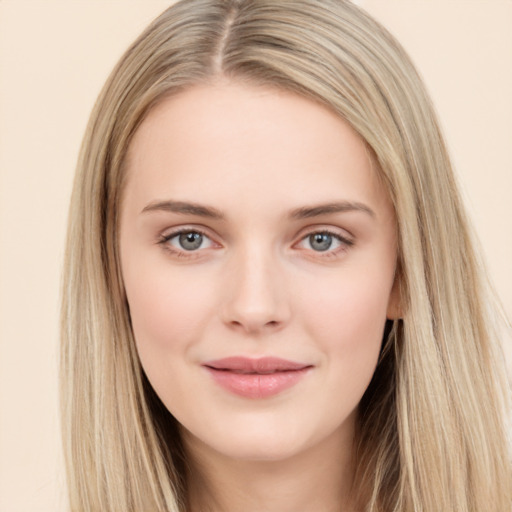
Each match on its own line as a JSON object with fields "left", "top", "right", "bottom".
{"left": 222, "top": 238, "right": 290, "bottom": 333}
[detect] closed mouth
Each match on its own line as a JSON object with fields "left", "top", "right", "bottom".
{"left": 206, "top": 368, "right": 303, "bottom": 374}
{"left": 202, "top": 356, "right": 313, "bottom": 398}
{"left": 203, "top": 356, "right": 312, "bottom": 373}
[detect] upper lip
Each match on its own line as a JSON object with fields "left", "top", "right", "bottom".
{"left": 203, "top": 356, "right": 312, "bottom": 374}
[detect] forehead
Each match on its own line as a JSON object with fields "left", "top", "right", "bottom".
{"left": 123, "top": 81, "right": 391, "bottom": 219}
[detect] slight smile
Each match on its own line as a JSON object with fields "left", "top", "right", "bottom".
{"left": 202, "top": 357, "right": 314, "bottom": 399}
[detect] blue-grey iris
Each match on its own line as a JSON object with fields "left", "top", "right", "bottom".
{"left": 310, "top": 233, "right": 333, "bottom": 251}
{"left": 179, "top": 232, "right": 203, "bottom": 250}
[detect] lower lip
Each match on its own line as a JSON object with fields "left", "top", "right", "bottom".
{"left": 204, "top": 367, "right": 311, "bottom": 399}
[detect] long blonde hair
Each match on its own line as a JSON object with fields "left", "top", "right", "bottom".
{"left": 60, "top": 1, "right": 511, "bottom": 510}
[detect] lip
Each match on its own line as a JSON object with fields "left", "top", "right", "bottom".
{"left": 202, "top": 357, "right": 313, "bottom": 399}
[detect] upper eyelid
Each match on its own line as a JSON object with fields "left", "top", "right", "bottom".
{"left": 160, "top": 225, "right": 215, "bottom": 240}
{"left": 295, "top": 224, "right": 354, "bottom": 242}
{"left": 294, "top": 230, "right": 353, "bottom": 249}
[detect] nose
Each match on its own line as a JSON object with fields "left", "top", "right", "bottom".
{"left": 220, "top": 244, "right": 291, "bottom": 335}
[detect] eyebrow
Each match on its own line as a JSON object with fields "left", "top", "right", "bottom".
{"left": 141, "top": 200, "right": 225, "bottom": 219}
{"left": 141, "top": 199, "right": 375, "bottom": 220}
{"left": 289, "top": 201, "right": 375, "bottom": 219}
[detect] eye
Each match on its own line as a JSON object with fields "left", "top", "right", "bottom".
{"left": 161, "top": 229, "right": 215, "bottom": 252}
{"left": 296, "top": 230, "right": 353, "bottom": 255}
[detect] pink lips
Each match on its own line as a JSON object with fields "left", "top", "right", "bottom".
{"left": 203, "top": 357, "right": 312, "bottom": 399}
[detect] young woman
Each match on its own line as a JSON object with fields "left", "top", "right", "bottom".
{"left": 60, "top": 1, "right": 512, "bottom": 511}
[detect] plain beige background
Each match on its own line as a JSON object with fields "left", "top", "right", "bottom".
{"left": 1, "top": 1, "right": 511, "bottom": 510}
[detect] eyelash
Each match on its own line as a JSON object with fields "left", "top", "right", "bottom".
{"left": 157, "top": 227, "right": 213, "bottom": 259}
{"left": 157, "top": 227, "right": 354, "bottom": 260}
{"left": 298, "top": 229, "right": 354, "bottom": 259}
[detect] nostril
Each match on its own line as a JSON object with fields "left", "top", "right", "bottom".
{"left": 227, "top": 317, "right": 282, "bottom": 334}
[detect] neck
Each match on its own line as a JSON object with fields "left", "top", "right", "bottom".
{"left": 182, "top": 420, "right": 360, "bottom": 512}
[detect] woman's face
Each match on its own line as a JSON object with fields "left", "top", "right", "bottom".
{"left": 120, "top": 81, "right": 399, "bottom": 462}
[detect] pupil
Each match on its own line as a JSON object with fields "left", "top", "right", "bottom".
{"left": 179, "top": 232, "right": 203, "bottom": 250}
{"left": 310, "top": 233, "right": 332, "bottom": 251}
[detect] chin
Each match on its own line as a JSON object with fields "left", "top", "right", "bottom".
{"left": 180, "top": 412, "right": 327, "bottom": 464}
{"left": 212, "top": 434, "right": 311, "bottom": 462}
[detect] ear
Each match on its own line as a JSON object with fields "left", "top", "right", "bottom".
{"left": 386, "top": 271, "right": 402, "bottom": 320}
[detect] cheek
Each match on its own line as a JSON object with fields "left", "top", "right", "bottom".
{"left": 123, "top": 261, "right": 216, "bottom": 364}
{"left": 298, "top": 267, "right": 391, "bottom": 383}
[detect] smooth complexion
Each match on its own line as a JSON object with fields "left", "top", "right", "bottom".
{"left": 120, "top": 81, "right": 400, "bottom": 512}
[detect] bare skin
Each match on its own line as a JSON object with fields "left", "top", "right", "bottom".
{"left": 183, "top": 412, "right": 357, "bottom": 512}
{"left": 120, "top": 80, "right": 399, "bottom": 512}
